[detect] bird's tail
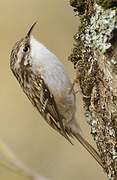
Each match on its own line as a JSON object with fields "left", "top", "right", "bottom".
{"left": 71, "top": 130, "right": 104, "bottom": 169}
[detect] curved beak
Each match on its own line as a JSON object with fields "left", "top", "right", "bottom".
{"left": 26, "top": 21, "right": 37, "bottom": 37}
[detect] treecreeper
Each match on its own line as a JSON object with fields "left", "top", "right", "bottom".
{"left": 10, "top": 22, "right": 104, "bottom": 169}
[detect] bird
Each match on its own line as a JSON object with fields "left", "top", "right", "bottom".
{"left": 10, "top": 22, "right": 104, "bottom": 169}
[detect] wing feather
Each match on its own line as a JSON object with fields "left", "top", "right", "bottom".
{"left": 31, "top": 74, "right": 72, "bottom": 144}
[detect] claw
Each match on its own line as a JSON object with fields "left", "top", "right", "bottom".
{"left": 69, "top": 79, "right": 80, "bottom": 94}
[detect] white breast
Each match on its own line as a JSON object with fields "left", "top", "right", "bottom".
{"left": 30, "top": 36, "right": 72, "bottom": 95}
{"left": 30, "top": 37, "right": 75, "bottom": 121}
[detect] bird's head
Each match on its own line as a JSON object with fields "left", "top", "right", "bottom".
{"left": 10, "top": 22, "right": 37, "bottom": 74}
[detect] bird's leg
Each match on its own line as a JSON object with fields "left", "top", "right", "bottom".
{"left": 70, "top": 72, "right": 90, "bottom": 98}
{"left": 69, "top": 79, "right": 80, "bottom": 94}
{"left": 69, "top": 71, "right": 81, "bottom": 94}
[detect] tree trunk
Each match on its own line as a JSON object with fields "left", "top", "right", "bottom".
{"left": 69, "top": 1, "right": 117, "bottom": 179}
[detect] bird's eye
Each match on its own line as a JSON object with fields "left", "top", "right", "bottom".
{"left": 23, "top": 46, "right": 29, "bottom": 52}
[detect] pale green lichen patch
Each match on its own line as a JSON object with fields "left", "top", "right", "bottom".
{"left": 83, "top": 4, "right": 117, "bottom": 53}
{"left": 69, "top": 3, "right": 117, "bottom": 67}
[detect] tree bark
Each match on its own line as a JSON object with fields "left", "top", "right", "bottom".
{"left": 69, "top": 1, "right": 117, "bottom": 179}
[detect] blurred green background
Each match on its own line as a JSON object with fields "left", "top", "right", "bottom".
{"left": 0, "top": 0, "right": 106, "bottom": 179}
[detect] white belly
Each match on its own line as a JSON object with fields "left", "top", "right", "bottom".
{"left": 31, "top": 36, "right": 76, "bottom": 120}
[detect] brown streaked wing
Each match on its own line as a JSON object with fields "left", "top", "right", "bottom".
{"left": 34, "top": 75, "right": 72, "bottom": 144}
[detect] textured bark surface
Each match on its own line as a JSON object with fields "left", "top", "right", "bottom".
{"left": 69, "top": 1, "right": 117, "bottom": 179}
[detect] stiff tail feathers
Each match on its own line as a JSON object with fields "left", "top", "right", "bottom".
{"left": 71, "top": 130, "right": 104, "bottom": 169}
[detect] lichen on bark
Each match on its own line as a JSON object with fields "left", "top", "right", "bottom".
{"left": 69, "top": 1, "right": 117, "bottom": 179}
